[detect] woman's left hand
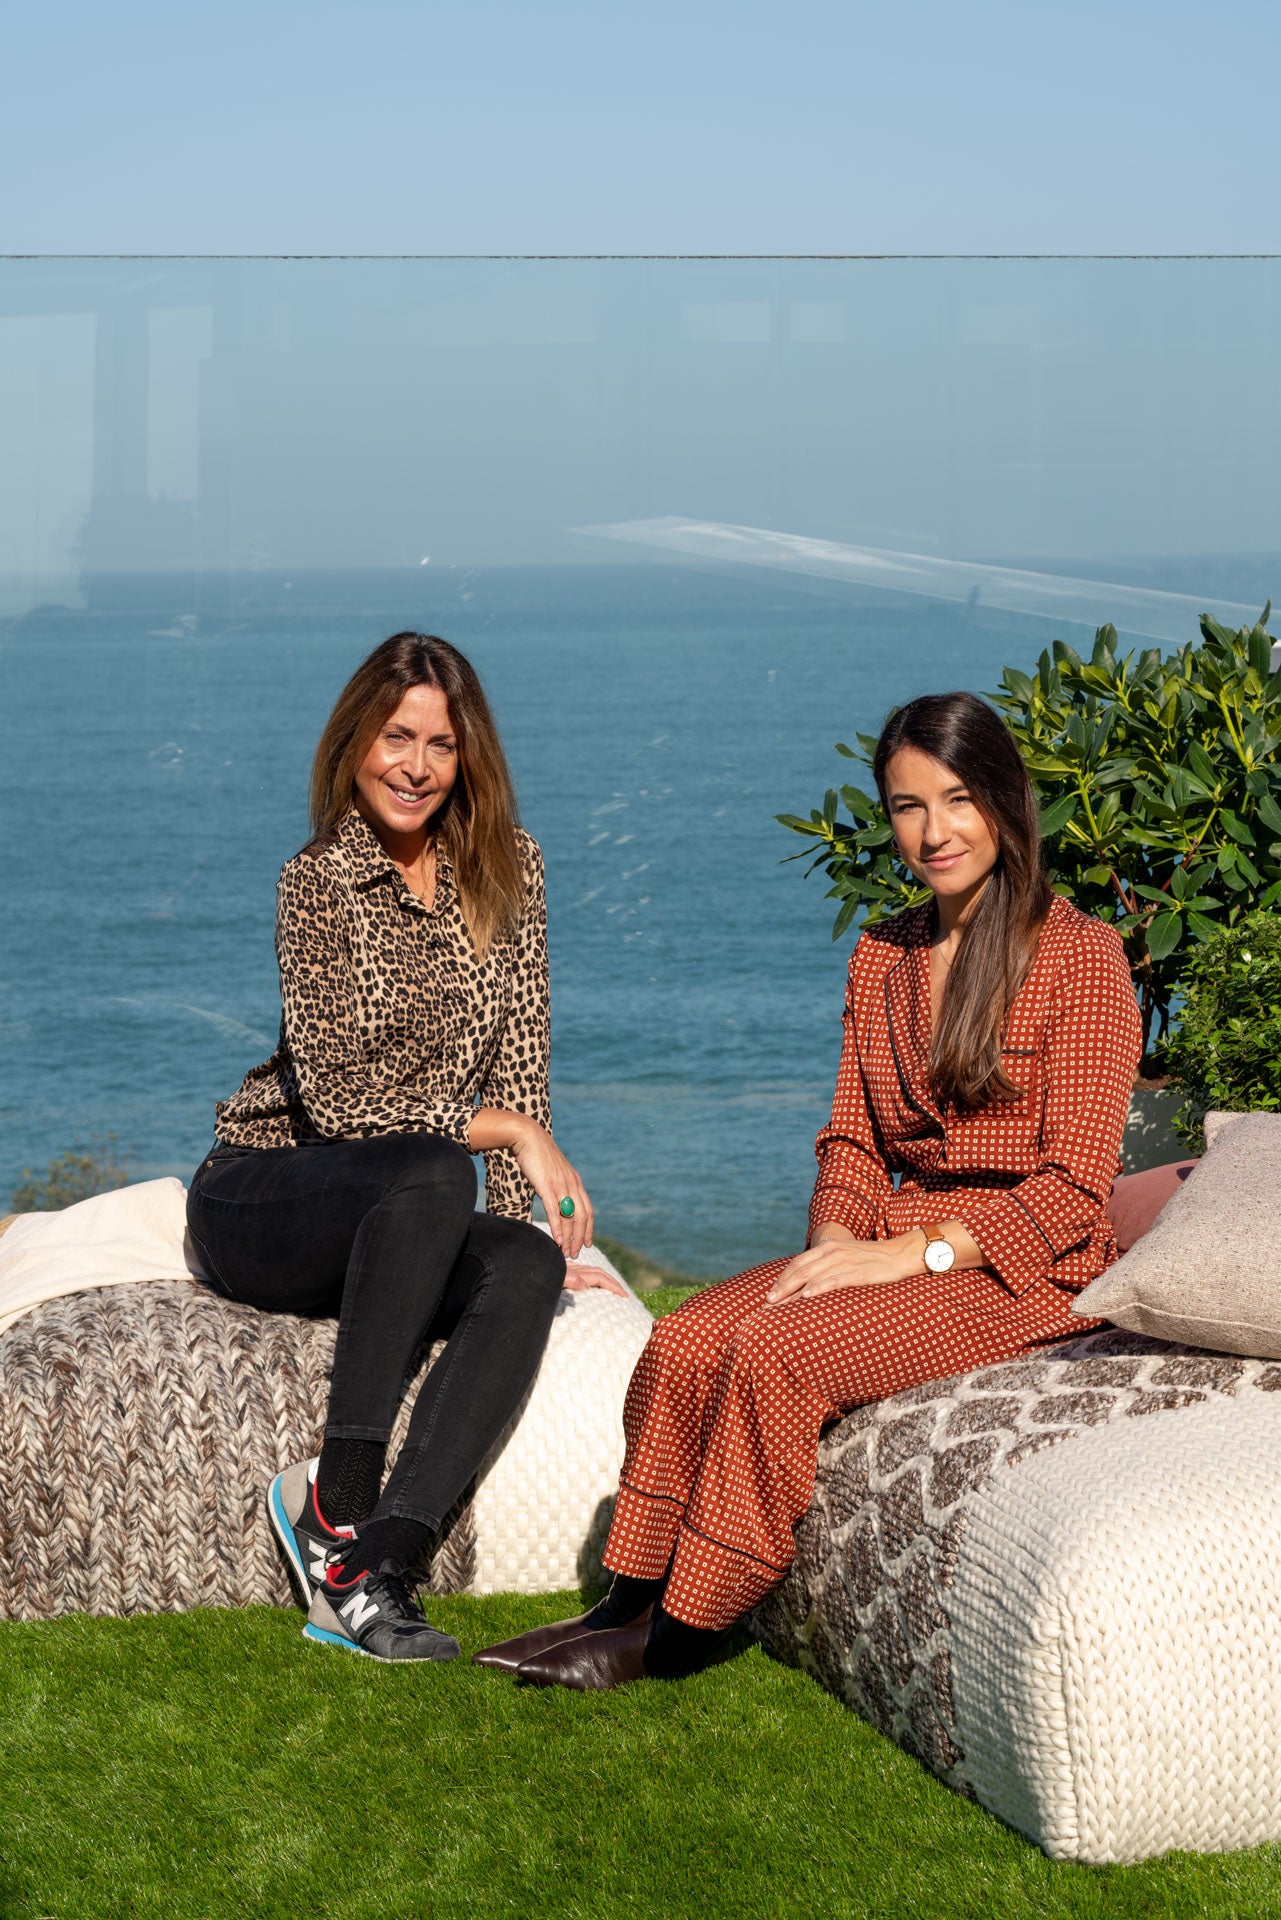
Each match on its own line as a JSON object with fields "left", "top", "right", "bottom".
{"left": 764, "top": 1236, "right": 918, "bottom": 1306}
{"left": 562, "top": 1261, "right": 629, "bottom": 1298}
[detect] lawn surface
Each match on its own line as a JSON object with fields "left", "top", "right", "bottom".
{"left": 3, "top": 1286, "right": 1280, "bottom": 1918}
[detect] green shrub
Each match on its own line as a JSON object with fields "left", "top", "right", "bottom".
{"left": 778, "top": 609, "right": 1281, "bottom": 1057}
{"left": 9, "top": 1135, "right": 133, "bottom": 1212}
{"left": 1158, "top": 912, "right": 1281, "bottom": 1150}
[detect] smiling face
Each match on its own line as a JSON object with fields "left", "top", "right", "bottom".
{"left": 883, "top": 744, "right": 1000, "bottom": 913}
{"left": 354, "top": 683, "right": 459, "bottom": 849}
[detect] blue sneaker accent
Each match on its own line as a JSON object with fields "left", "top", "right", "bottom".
{"left": 302, "top": 1623, "right": 375, "bottom": 1658}
{"left": 267, "top": 1460, "right": 355, "bottom": 1608}
{"left": 304, "top": 1564, "right": 461, "bottom": 1664}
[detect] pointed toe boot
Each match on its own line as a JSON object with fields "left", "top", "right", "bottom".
{"left": 473, "top": 1604, "right": 654, "bottom": 1674}
{"left": 514, "top": 1615, "right": 652, "bottom": 1692}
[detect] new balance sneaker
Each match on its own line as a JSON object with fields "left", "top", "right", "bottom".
{"left": 267, "top": 1459, "right": 356, "bottom": 1607}
{"left": 304, "top": 1561, "right": 462, "bottom": 1663}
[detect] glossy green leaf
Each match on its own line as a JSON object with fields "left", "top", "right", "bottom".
{"left": 1037, "top": 794, "right": 1078, "bottom": 834}
{"left": 1145, "top": 912, "right": 1183, "bottom": 961}
{"left": 787, "top": 603, "right": 1280, "bottom": 1057}
{"left": 831, "top": 896, "right": 859, "bottom": 941}
{"left": 1221, "top": 810, "right": 1257, "bottom": 846}
{"left": 1250, "top": 626, "right": 1274, "bottom": 680}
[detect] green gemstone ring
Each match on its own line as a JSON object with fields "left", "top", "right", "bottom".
{"left": 558, "top": 1196, "right": 575, "bottom": 1219}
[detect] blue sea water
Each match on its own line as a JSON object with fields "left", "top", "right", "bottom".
{"left": 0, "top": 561, "right": 1265, "bottom": 1272}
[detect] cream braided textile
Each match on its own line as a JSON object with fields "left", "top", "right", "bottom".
{"left": 0, "top": 1270, "right": 649, "bottom": 1623}
{"left": 753, "top": 1326, "right": 1281, "bottom": 1864}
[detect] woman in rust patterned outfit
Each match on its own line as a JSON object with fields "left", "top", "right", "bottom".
{"left": 477, "top": 690, "right": 1142, "bottom": 1688}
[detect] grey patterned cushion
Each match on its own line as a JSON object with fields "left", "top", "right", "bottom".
{"left": 1072, "top": 1111, "right": 1281, "bottom": 1356}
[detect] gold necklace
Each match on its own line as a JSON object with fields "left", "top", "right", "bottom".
{"left": 404, "top": 839, "right": 436, "bottom": 901}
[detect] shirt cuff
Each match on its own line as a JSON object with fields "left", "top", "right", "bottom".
{"left": 482, "top": 1147, "right": 534, "bottom": 1223}
{"left": 807, "top": 1185, "right": 880, "bottom": 1243}
{"left": 964, "top": 1193, "right": 1056, "bottom": 1297}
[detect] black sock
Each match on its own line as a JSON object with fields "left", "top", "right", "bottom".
{"left": 315, "top": 1437, "right": 385, "bottom": 1529}
{"left": 336, "top": 1513, "right": 432, "bottom": 1580}
{"left": 582, "top": 1571, "right": 668, "bottom": 1631}
{"left": 643, "top": 1606, "right": 730, "bottom": 1680}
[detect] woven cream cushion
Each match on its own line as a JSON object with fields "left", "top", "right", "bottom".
{"left": 1072, "top": 1111, "right": 1281, "bottom": 1356}
{"left": 752, "top": 1327, "right": 1281, "bottom": 1864}
{"left": 949, "top": 1388, "right": 1281, "bottom": 1861}
{"left": 0, "top": 1194, "right": 650, "bottom": 1620}
{"left": 469, "top": 1248, "right": 651, "bottom": 1593}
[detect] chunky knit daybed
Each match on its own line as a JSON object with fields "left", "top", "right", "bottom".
{"left": 4, "top": 1133, "right": 1281, "bottom": 1868}
{"left": 0, "top": 1268, "right": 652, "bottom": 1621}
{"left": 752, "top": 1326, "right": 1281, "bottom": 1864}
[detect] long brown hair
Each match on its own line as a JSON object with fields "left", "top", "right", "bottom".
{"left": 309, "top": 632, "right": 524, "bottom": 956}
{"left": 872, "top": 691, "right": 1053, "bottom": 1111}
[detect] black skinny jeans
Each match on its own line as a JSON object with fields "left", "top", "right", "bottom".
{"left": 186, "top": 1132, "right": 565, "bottom": 1529}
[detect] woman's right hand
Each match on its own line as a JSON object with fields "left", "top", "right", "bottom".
{"left": 510, "top": 1121, "right": 594, "bottom": 1257}
{"left": 468, "top": 1108, "right": 594, "bottom": 1257}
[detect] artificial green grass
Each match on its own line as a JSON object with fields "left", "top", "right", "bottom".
{"left": 2, "top": 1600, "right": 1281, "bottom": 1920}
{"left": 3, "top": 1281, "right": 1280, "bottom": 1917}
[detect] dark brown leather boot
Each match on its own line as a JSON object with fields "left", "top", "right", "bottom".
{"left": 514, "top": 1615, "right": 653, "bottom": 1691}
{"left": 472, "top": 1605, "right": 653, "bottom": 1674}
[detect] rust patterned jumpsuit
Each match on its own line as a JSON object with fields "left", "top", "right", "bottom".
{"left": 602, "top": 895, "right": 1143, "bottom": 1630}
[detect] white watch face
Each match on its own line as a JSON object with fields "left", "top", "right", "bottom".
{"left": 924, "top": 1237, "right": 955, "bottom": 1274}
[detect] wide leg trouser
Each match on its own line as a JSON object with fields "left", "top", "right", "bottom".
{"left": 603, "top": 1256, "right": 1089, "bottom": 1630}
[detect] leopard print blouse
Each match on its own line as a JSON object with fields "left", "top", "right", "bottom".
{"left": 214, "top": 805, "right": 551, "bottom": 1221}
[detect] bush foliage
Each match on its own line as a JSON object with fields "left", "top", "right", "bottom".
{"left": 9, "top": 1136, "right": 133, "bottom": 1213}
{"left": 779, "top": 609, "right": 1281, "bottom": 1056}
{"left": 1158, "top": 911, "right": 1281, "bottom": 1150}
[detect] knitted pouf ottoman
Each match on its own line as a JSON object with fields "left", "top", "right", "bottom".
{"left": 0, "top": 1261, "right": 651, "bottom": 1623}
{"left": 751, "top": 1327, "right": 1281, "bottom": 1865}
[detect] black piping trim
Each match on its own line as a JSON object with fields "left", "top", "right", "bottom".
{"left": 678, "top": 1518, "right": 788, "bottom": 1576}
{"left": 1008, "top": 1192, "right": 1057, "bottom": 1255}
{"left": 884, "top": 956, "right": 937, "bottom": 1131}
{"left": 618, "top": 1478, "right": 685, "bottom": 1510}
{"left": 814, "top": 1185, "right": 880, "bottom": 1211}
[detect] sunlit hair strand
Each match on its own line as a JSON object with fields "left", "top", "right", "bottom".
{"left": 309, "top": 632, "right": 524, "bottom": 956}
{"left": 872, "top": 691, "right": 1053, "bottom": 1111}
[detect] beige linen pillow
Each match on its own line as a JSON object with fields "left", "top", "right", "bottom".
{"left": 1072, "top": 1111, "right": 1281, "bottom": 1356}
{"left": 0, "top": 1177, "right": 203, "bottom": 1340}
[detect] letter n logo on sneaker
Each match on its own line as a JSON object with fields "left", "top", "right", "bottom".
{"left": 340, "top": 1591, "right": 380, "bottom": 1634}
{"left": 309, "top": 1542, "right": 331, "bottom": 1582}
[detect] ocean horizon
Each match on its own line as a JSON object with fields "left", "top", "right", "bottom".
{"left": 2, "top": 559, "right": 1275, "bottom": 1272}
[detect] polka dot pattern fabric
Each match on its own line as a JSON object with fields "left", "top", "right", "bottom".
{"left": 604, "top": 897, "right": 1142, "bottom": 1631}
{"left": 809, "top": 895, "right": 1143, "bottom": 1294}
{"left": 605, "top": 1259, "right": 1092, "bottom": 1629}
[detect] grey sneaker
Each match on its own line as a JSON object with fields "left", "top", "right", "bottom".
{"left": 267, "top": 1459, "right": 356, "bottom": 1607}
{"left": 304, "top": 1562, "right": 461, "bottom": 1663}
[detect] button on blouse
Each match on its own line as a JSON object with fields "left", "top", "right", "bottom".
{"left": 214, "top": 806, "right": 551, "bottom": 1221}
{"left": 808, "top": 895, "right": 1143, "bottom": 1295}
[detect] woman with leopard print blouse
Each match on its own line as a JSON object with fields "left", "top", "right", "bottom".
{"left": 188, "top": 632, "right": 609, "bottom": 1663}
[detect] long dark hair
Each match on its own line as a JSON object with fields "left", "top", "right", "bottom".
{"left": 872, "top": 691, "right": 1053, "bottom": 1111}
{"left": 309, "top": 632, "right": 524, "bottom": 956}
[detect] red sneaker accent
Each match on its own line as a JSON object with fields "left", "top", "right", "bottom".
{"left": 310, "top": 1483, "right": 356, "bottom": 1540}
{"left": 324, "top": 1563, "right": 370, "bottom": 1591}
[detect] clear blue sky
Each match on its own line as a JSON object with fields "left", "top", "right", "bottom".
{"left": 3, "top": 0, "right": 1277, "bottom": 255}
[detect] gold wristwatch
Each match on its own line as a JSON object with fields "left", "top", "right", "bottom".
{"left": 921, "top": 1222, "right": 956, "bottom": 1275}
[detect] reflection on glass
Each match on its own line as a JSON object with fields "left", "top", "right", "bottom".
{"left": 1, "top": 258, "right": 1278, "bottom": 1271}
